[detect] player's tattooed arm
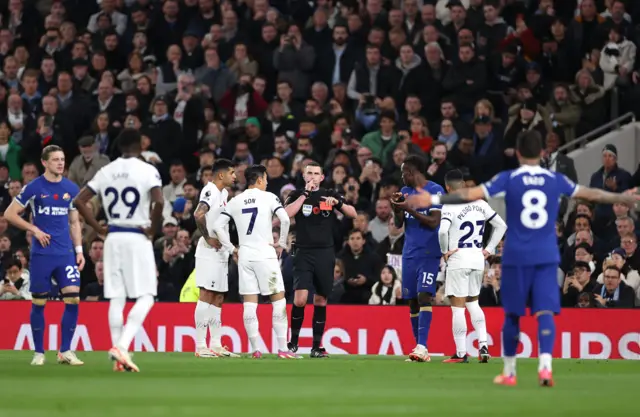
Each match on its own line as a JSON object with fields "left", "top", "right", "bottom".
{"left": 194, "top": 202, "right": 211, "bottom": 239}
{"left": 575, "top": 187, "right": 640, "bottom": 206}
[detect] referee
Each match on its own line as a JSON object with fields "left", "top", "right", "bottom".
{"left": 284, "top": 161, "right": 357, "bottom": 357}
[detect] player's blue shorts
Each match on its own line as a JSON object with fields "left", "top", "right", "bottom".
{"left": 401, "top": 257, "right": 440, "bottom": 298}
{"left": 29, "top": 254, "right": 79, "bottom": 294}
{"left": 501, "top": 263, "right": 560, "bottom": 316}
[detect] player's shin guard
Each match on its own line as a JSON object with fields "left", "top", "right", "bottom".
{"left": 118, "top": 295, "right": 154, "bottom": 352}
{"left": 417, "top": 305, "right": 432, "bottom": 349}
{"left": 108, "top": 297, "right": 126, "bottom": 347}
{"left": 465, "top": 300, "right": 488, "bottom": 349}
{"left": 195, "top": 300, "right": 213, "bottom": 350}
{"left": 208, "top": 305, "right": 222, "bottom": 349}
{"left": 451, "top": 306, "right": 467, "bottom": 357}
{"left": 60, "top": 294, "right": 80, "bottom": 352}
{"left": 409, "top": 308, "right": 419, "bottom": 344}
{"left": 272, "top": 299, "right": 288, "bottom": 351}
{"left": 312, "top": 305, "right": 326, "bottom": 350}
{"left": 502, "top": 314, "right": 520, "bottom": 376}
{"left": 289, "top": 305, "right": 305, "bottom": 346}
{"left": 30, "top": 298, "right": 46, "bottom": 354}
{"left": 537, "top": 313, "right": 555, "bottom": 372}
{"left": 243, "top": 302, "right": 260, "bottom": 352}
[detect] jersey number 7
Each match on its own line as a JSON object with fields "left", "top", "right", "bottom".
{"left": 241, "top": 207, "right": 258, "bottom": 235}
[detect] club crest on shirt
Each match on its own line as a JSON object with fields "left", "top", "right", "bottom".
{"left": 62, "top": 193, "right": 70, "bottom": 201}
{"left": 302, "top": 204, "right": 312, "bottom": 216}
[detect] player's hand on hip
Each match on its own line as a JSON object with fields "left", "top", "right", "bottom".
{"left": 443, "top": 248, "right": 458, "bottom": 262}
{"left": 321, "top": 196, "right": 338, "bottom": 206}
{"left": 269, "top": 242, "right": 284, "bottom": 258}
{"left": 406, "top": 188, "right": 431, "bottom": 209}
{"left": 33, "top": 228, "right": 51, "bottom": 247}
{"left": 205, "top": 237, "right": 222, "bottom": 250}
{"left": 76, "top": 253, "right": 85, "bottom": 271}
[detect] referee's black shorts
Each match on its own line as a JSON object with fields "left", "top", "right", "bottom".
{"left": 292, "top": 247, "right": 335, "bottom": 298}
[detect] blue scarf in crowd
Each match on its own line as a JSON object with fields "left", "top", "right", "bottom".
{"left": 600, "top": 285, "right": 620, "bottom": 302}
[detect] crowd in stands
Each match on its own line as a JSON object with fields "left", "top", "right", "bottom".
{"left": 0, "top": 0, "right": 639, "bottom": 308}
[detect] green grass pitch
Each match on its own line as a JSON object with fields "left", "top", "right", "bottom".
{"left": 1, "top": 351, "right": 638, "bottom": 417}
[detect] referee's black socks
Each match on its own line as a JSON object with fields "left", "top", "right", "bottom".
{"left": 312, "top": 305, "right": 326, "bottom": 350}
{"left": 290, "top": 305, "right": 305, "bottom": 346}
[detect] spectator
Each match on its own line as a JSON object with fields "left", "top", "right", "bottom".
{"left": 84, "top": 261, "right": 105, "bottom": 302}
{"left": 504, "top": 98, "right": 552, "bottom": 168}
{"left": 589, "top": 144, "right": 632, "bottom": 222}
{"left": 328, "top": 259, "right": 346, "bottom": 304}
{"left": 479, "top": 256, "right": 501, "bottom": 307}
{"left": 227, "top": 42, "right": 258, "bottom": 79}
{"left": 425, "top": 141, "right": 454, "bottom": 187}
{"left": 443, "top": 43, "right": 487, "bottom": 117}
{"left": 0, "top": 121, "right": 21, "bottom": 180}
{"left": 596, "top": 248, "right": 640, "bottom": 297}
{"left": 68, "top": 135, "right": 110, "bottom": 187}
{"left": 368, "top": 265, "right": 402, "bottom": 305}
{"left": 470, "top": 116, "right": 502, "bottom": 184}
{"left": 562, "top": 260, "right": 596, "bottom": 307}
{"left": 620, "top": 232, "right": 640, "bottom": 271}
{"left": 600, "top": 26, "right": 637, "bottom": 91}
{"left": 0, "top": 257, "right": 30, "bottom": 300}
{"left": 369, "top": 198, "right": 393, "bottom": 243}
{"left": 338, "top": 229, "right": 383, "bottom": 304}
{"left": 347, "top": 44, "right": 396, "bottom": 101}
{"left": 571, "top": 69, "right": 607, "bottom": 137}
{"left": 273, "top": 24, "right": 315, "bottom": 100}
{"left": 593, "top": 266, "right": 636, "bottom": 308}
{"left": 361, "top": 111, "right": 398, "bottom": 162}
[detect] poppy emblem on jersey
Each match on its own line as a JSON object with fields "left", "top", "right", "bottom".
{"left": 62, "top": 193, "right": 70, "bottom": 201}
{"left": 302, "top": 204, "right": 312, "bottom": 217}
{"left": 313, "top": 207, "right": 320, "bottom": 215}
{"left": 53, "top": 194, "right": 59, "bottom": 200}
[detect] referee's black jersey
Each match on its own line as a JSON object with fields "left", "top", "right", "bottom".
{"left": 286, "top": 187, "right": 343, "bottom": 249}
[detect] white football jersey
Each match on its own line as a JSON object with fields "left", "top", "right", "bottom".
{"left": 195, "top": 182, "right": 229, "bottom": 259}
{"left": 441, "top": 200, "right": 496, "bottom": 271}
{"left": 87, "top": 157, "right": 161, "bottom": 228}
{"left": 223, "top": 188, "right": 283, "bottom": 259}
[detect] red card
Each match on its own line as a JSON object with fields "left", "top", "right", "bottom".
{"left": 319, "top": 201, "right": 332, "bottom": 211}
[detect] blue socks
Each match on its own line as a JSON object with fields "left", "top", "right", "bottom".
{"left": 30, "top": 304, "right": 45, "bottom": 354}
{"left": 537, "top": 313, "right": 555, "bottom": 355}
{"left": 410, "top": 314, "right": 419, "bottom": 343}
{"left": 60, "top": 304, "right": 79, "bottom": 352}
{"left": 502, "top": 314, "right": 520, "bottom": 357}
{"left": 417, "top": 308, "right": 432, "bottom": 347}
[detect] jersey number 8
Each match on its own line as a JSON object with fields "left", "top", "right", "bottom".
{"left": 521, "top": 189, "right": 548, "bottom": 229}
{"left": 105, "top": 187, "right": 141, "bottom": 219}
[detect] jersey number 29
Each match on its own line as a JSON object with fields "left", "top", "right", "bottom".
{"left": 105, "top": 187, "right": 141, "bottom": 219}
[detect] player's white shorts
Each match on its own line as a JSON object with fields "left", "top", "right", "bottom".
{"left": 103, "top": 232, "right": 157, "bottom": 299}
{"left": 238, "top": 258, "right": 284, "bottom": 296}
{"left": 445, "top": 268, "right": 484, "bottom": 298}
{"left": 195, "top": 255, "right": 229, "bottom": 293}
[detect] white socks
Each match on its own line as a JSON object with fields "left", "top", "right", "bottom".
{"left": 243, "top": 302, "right": 260, "bottom": 352}
{"left": 118, "top": 295, "right": 154, "bottom": 352}
{"left": 539, "top": 353, "right": 552, "bottom": 372}
{"left": 272, "top": 298, "right": 288, "bottom": 351}
{"left": 503, "top": 356, "right": 516, "bottom": 376}
{"left": 451, "top": 306, "right": 467, "bottom": 357}
{"left": 466, "top": 300, "right": 488, "bottom": 349}
{"left": 194, "top": 301, "right": 222, "bottom": 350}
{"left": 108, "top": 297, "right": 126, "bottom": 347}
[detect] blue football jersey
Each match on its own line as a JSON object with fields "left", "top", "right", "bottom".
{"left": 402, "top": 181, "right": 444, "bottom": 259}
{"left": 481, "top": 165, "right": 578, "bottom": 266}
{"left": 15, "top": 176, "right": 79, "bottom": 256}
